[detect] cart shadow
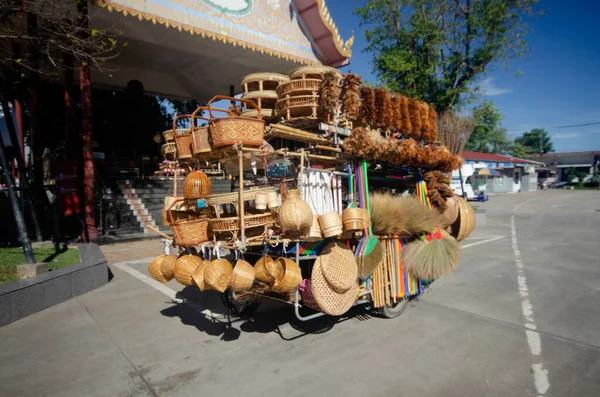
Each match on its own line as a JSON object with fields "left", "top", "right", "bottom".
{"left": 160, "top": 287, "right": 375, "bottom": 341}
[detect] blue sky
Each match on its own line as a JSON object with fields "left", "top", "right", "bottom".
{"left": 326, "top": 0, "right": 600, "bottom": 152}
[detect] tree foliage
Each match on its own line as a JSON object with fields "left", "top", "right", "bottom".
{"left": 0, "top": 0, "right": 124, "bottom": 91}
{"left": 466, "top": 101, "right": 510, "bottom": 153}
{"left": 514, "top": 128, "right": 554, "bottom": 154}
{"left": 355, "top": 0, "right": 539, "bottom": 110}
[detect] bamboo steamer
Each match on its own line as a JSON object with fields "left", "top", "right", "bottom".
{"left": 277, "top": 189, "right": 313, "bottom": 235}
{"left": 183, "top": 170, "right": 212, "bottom": 199}
{"left": 231, "top": 260, "right": 256, "bottom": 292}
{"left": 173, "top": 255, "right": 202, "bottom": 286}
{"left": 159, "top": 255, "right": 177, "bottom": 281}
{"left": 191, "top": 259, "right": 210, "bottom": 291}
{"left": 318, "top": 212, "right": 343, "bottom": 238}
{"left": 273, "top": 258, "right": 303, "bottom": 292}
{"left": 266, "top": 191, "right": 279, "bottom": 209}
{"left": 302, "top": 215, "right": 322, "bottom": 241}
{"left": 148, "top": 255, "right": 169, "bottom": 283}
{"left": 254, "top": 192, "right": 268, "bottom": 210}
{"left": 204, "top": 259, "right": 234, "bottom": 293}
{"left": 342, "top": 207, "right": 364, "bottom": 232}
{"left": 254, "top": 255, "right": 283, "bottom": 285}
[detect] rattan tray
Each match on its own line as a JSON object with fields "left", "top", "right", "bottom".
{"left": 209, "top": 212, "right": 276, "bottom": 243}
{"left": 276, "top": 95, "right": 320, "bottom": 120}
{"left": 241, "top": 72, "right": 290, "bottom": 92}
{"left": 290, "top": 66, "right": 343, "bottom": 81}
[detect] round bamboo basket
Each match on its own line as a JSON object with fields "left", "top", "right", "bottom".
{"left": 318, "top": 211, "right": 343, "bottom": 238}
{"left": 360, "top": 208, "right": 372, "bottom": 228}
{"left": 174, "top": 133, "right": 193, "bottom": 160}
{"left": 231, "top": 260, "right": 256, "bottom": 292}
{"left": 162, "top": 130, "right": 174, "bottom": 142}
{"left": 273, "top": 258, "right": 303, "bottom": 293}
{"left": 254, "top": 256, "right": 283, "bottom": 285}
{"left": 311, "top": 256, "right": 359, "bottom": 316}
{"left": 173, "top": 255, "right": 202, "bottom": 286}
{"left": 159, "top": 255, "right": 177, "bottom": 281}
{"left": 254, "top": 192, "right": 268, "bottom": 210}
{"left": 204, "top": 259, "right": 234, "bottom": 293}
{"left": 148, "top": 254, "right": 169, "bottom": 283}
{"left": 290, "top": 65, "right": 343, "bottom": 81}
{"left": 191, "top": 259, "right": 210, "bottom": 291}
{"left": 302, "top": 215, "right": 322, "bottom": 241}
{"left": 277, "top": 189, "right": 313, "bottom": 235}
{"left": 266, "top": 191, "right": 279, "bottom": 209}
{"left": 451, "top": 196, "right": 476, "bottom": 242}
{"left": 162, "top": 143, "right": 177, "bottom": 160}
{"left": 275, "top": 95, "right": 320, "bottom": 120}
{"left": 442, "top": 196, "right": 459, "bottom": 227}
{"left": 342, "top": 207, "right": 364, "bottom": 232}
{"left": 183, "top": 170, "right": 212, "bottom": 199}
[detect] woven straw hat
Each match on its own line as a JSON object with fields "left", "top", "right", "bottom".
{"left": 311, "top": 256, "right": 359, "bottom": 316}
{"left": 231, "top": 260, "right": 256, "bottom": 292}
{"left": 191, "top": 260, "right": 210, "bottom": 291}
{"left": 319, "top": 241, "right": 358, "bottom": 293}
{"left": 273, "top": 258, "right": 303, "bottom": 292}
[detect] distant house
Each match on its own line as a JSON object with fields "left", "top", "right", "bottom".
{"left": 461, "top": 152, "right": 545, "bottom": 193}
{"left": 529, "top": 151, "right": 600, "bottom": 182}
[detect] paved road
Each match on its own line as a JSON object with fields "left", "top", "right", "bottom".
{"left": 1, "top": 191, "right": 599, "bottom": 397}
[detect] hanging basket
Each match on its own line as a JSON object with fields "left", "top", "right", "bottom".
{"left": 204, "top": 258, "right": 234, "bottom": 293}
{"left": 208, "top": 95, "right": 265, "bottom": 148}
{"left": 273, "top": 258, "right": 303, "bottom": 292}
{"left": 161, "top": 143, "right": 177, "bottom": 160}
{"left": 172, "top": 114, "right": 193, "bottom": 160}
{"left": 191, "top": 106, "right": 213, "bottom": 155}
{"left": 183, "top": 170, "right": 212, "bottom": 199}
{"left": 173, "top": 254, "right": 202, "bottom": 286}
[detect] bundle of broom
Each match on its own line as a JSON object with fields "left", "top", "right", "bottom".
{"left": 320, "top": 71, "right": 341, "bottom": 115}
{"left": 401, "top": 180, "right": 461, "bottom": 280}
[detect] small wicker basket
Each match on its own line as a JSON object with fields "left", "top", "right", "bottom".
{"left": 231, "top": 260, "right": 256, "bottom": 292}
{"left": 162, "top": 143, "right": 177, "bottom": 160}
{"left": 275, "top": 95, "right": 320, "bottom": 120}
{"left": 191, "top": 259, "right": 210, "bottom": 291}
{"left": 148, "top": 254, "right": 170, "bottom": 283}
{"left": 273, "top": 258, "right": 303, "bottom": 293}
{"left": 318, "top": 212, "right": 343, "bottom": 238}
{"left": 254, "top": 256, "right": 282, "bottom": 285}
{"left": 276, "top": 79, "right": 322, "bottom": 98}
{"left": 168, "top": 199, "right": 210, "bottom": 247}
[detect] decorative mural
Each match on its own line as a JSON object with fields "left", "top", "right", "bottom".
{"left": 97, "top": 0, "right": 324, "bottom": 64}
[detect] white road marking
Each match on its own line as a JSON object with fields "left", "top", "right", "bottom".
{"left": 511, "top": 196, "right": 551, "bottom": 395}
{"left": 112, "top": 259, "right": 224, "bottom": 320}
{"left": 460, "top": 235, "right": 505, "bottom": 249}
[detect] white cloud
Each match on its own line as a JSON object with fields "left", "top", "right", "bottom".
{"left": 479, "top": 77, "right": 513, "bottom": 96}
{"left": 551, "top": 132, "right": 583, "bottom": 140}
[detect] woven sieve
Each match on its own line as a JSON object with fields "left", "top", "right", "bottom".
{"left": 319, "top": 241, "right": 358, "bottom": 293}
{"left": 311, "top": 257, "right": 359, "bottom": 316}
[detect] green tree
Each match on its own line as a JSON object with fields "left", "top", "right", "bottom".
{"left": 514, "top": 128, "right": 554, "bottom": 154}
{"left": 508, "top": 142, "right": 532, "bottom": 159}
{"left": 355, "top": 0, "right": 539, "bottom": 111}
{"left": 466, "top": 101, "right": 510, "bottom": 153}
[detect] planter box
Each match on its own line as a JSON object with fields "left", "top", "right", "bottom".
{"left": 0, "top": 244, "right": 108, "bottom": 327}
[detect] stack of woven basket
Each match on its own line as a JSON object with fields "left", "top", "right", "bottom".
{"left": 275, "top": 66, "right": 343, "bottom": 121}
{"left": 241, "top": 73, "right": 289, "bottom": 120}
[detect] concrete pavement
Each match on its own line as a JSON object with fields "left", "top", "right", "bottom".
{"left": 0, "top": 190, "right": 599, "bottom": 396}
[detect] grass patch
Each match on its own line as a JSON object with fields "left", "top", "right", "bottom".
{"left": 0, "top": 247, "right": 80, "bottom": 286}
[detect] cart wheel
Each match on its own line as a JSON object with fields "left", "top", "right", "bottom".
{"left": 222, "top": 289, "right": 259, "bottom": 317}
{"left": 380, "top": 297, "right": 409, "bottom": 319}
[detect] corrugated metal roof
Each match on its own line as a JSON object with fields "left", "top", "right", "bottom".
{"left": 461, "top": 151, "right": 541, "bottom": 165}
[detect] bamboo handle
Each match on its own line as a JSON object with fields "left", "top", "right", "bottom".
{"left": 315, "top": 145, "right": 342, "bottom": 153}
{"left": 145, "top": 223, "right": 173, "bottom": 241}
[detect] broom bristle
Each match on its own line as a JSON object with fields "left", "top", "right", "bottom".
{"left": 402, "top": 231, "right": 460, "bottom": 280}
{"left": 370, "top": 193, "right": 446, "bottom": 235}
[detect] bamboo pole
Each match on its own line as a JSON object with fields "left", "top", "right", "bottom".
{"left": 145, "top": 224, "right": 173, "bottom": 241}
{"left": 315, "top": 145, "right": 342, "bottom": 153}
{"left": 238, "top": 145, "right": 245, "bottom": 244}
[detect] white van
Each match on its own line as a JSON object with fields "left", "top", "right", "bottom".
{"left": 451, "top": 165, "right": 477, "bottom": 200}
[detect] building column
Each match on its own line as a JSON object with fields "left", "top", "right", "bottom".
{"left": 80, "top": 65, "right": 98, "bottom": 242}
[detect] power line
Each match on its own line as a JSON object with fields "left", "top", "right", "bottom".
{"left": 505, "top": 121, "right": 600, "bottom": 132}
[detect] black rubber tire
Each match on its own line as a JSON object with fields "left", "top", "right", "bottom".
{"left": 381, "top": 297, "right": 409, "bottom": 319}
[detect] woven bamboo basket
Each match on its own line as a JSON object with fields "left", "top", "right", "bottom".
{"left": 442, "top": 196, "right": 459, "bottom": 227}
{"left": 278, "top": 189, "right": 313, "bottom": 235}
{"left": 191, "top": 106, "right": 213, "bottom": 155}
{"left": 276, "top": 79, "right": 322, "bottom": 98}
{"left": 168, "top": 199, "right": 210, "bottom": 247}
{"left": 162, "top": 130, "right": 174, "bottom": 143}
{"left": 311, "top": 256, "right": 359, "bottom": 316}
{"left": 302, "top": 215, "right": 322, "bottom": 241}
{"left": 254, "top": 192, "right": 268, "bottom": 210}
{"left": 204, "top": 258, "right": 233, "bottom": 293}
{"left": 231, "top": 260, "right": 256, "bottom": 292}
{"left": 191, "top": 259, "right": 210, "bottom": 291}
{"left": 342, "top": 207, "right": 364, "bottom": 232}
{"left": 162, "top": 143, "right": 177, "bottom": 160}
{"left": 208, "top": 95, "right": 265, "bottom": 148}
{"left": 241, "top": 72, "right": 290, "bottom": 92}
{"left": 318, "top": 211, "right": 343, "bottom": 238}
{"left": 172, "top": 114, "right": 193, "bottom": 159}
{"left": 290, "top": 65, "right": 343, "bottom": 81}
{"left": 254, "top": 256, "right": 283, "bottom": 285}
{"left": 360, "top": 208, "right": 372, "bottom": 228}
{"left": 273, "top": 258, "right": 303, "bottom": 293}
{"left": 148, "top": 254, "right": 170, "bottom": 283}
{"left": 183, "top": 170, "right": 212, "bottom": 199}
{"left": 451, "top": 196, "right": 476, "bottom": 242}
{"left": 275, "top": 95, "right": 320, "bottom": 120}
{"left": 162, "top": 196, "right": 192, "bottom": 226}
{"left": 266, "top": 191, "right": 279, "bottom": 209}
{"left": 241, "top": 108, "right": 274, "bottom": 119}
{"left": 159, "top": 255, "right": 177, "bottom": 281}
{"left": 173, "top": 255, "right": 201, "bottom": 286}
